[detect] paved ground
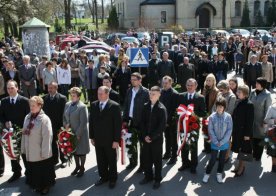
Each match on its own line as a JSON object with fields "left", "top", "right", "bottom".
{"left": 0, "top": 72, "right": 276, "bottom": 196}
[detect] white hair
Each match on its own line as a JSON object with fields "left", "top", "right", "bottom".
{"left": 23, "top": 55, "right": 30, "bottom": 61}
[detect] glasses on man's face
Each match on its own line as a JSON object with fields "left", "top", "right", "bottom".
{"left": 131, "top": 79, "right": 138, "bottom": 82}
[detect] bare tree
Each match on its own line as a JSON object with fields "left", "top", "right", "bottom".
{"left": 101, "top": 0, "right": 104, "bottom": 23}
{"left": 94, "top": 0, "right": 98, "bottom": 29}
{"left": 64, "top": 0, "right": 72, "bottom": 29}
{"left": 88, "top": 0, "right": 95, "bottom": 23}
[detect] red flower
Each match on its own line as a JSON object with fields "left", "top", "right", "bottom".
{"left": 191, "top": 123, "right": 199, "bottom": 130}
{"left": 188, "top": 126, "right": 192, "bottom": 132}
{"left": 67, "top": 142, "right": 71, "bottom": 146}
{"left": 65, "top": 133, "right": 70, "bottom": 138}
{"left": 190, "top": 116, "right": 197, "bottom": 123}
{"left": 60, "top": 132, "right": 65, "bottom": 137}
{"left": 272, "top": 137, "right": 276, "bottom": 142}
{"left": 67, "top": 147, "right": 73, "bottom": 153}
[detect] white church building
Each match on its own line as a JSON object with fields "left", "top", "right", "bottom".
{"left": 114, "top": 0, "right": 271, "bottom": 29}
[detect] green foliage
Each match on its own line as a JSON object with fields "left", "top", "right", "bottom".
{"left": 107, "top": 6, "right": 119, "bottom": 30}
{"left": 267, "top": 0, "right": 276, "bottom": 26}
{"left": 54, "top": 17, "right": 63, "bottom": 33}
{"left": 240, "top": 0, "right": 251, "bottom": 27}
{"left": 170, "top": 25, "right": 185, "bottom": 35}
{"left": 255, "top": 10, "right": 264, "bottom": 27}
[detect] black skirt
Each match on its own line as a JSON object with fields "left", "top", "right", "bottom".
{"left": 27, "top": 157, "right": 56, "bottom": 189}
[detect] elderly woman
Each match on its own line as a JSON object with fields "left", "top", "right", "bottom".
{"left": 21, "top": 96, "right": 55, "bottom": 194}
{"left": 63, "top": 87, "right": 90, "bottom": 177}
{"left": 249, "top": 78, "right": 272, "bottom": 161}
{"left": 202, "top": 73, "right": 219, "bottom": 153}
{"left": 261, "top": 55, "right": 273, "bottom": 89}
{"left": 231, "top": 85, "right": 254, "bottom": 177}
{"left": 42, "top": 61, "right": 57, "bottom": 93}
{"left": 264, "top": 103, "right": 276, "bottom": 172}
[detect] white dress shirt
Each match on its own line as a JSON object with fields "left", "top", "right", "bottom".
{"left": 99, "top": 99, "right": 108, "bottom": 111}
{"left": 129, "top": 88, "right": 139, "bottom": 118}
{"left": 187, "top": 92, "right": 195, "bottom": 100}
{"left": 10, "top": 94, "right": 19, "bottom": 104}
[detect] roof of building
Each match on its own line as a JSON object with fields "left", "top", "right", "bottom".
{"left": 140, "top": 0, "right": 175, "bottom": 6}
{"left": 21, "top": 17, "right": 50, "bottom": 28}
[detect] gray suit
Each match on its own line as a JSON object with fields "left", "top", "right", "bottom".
{"left": 63, "top": 101, "right": 90, "bottom": 155}
{"left": 18, "top": 64, "right": 36, "bottom": 98}
{"left": 84, "top": 67, "right": 98, "bottom": 90}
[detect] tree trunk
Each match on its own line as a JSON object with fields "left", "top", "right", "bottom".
{"left": 9, "top": 24, "right": 14, "bottom": 36}
{"left": 3, "top": 18, "right": 9, "bottom": 36}
{"left": 64, "top": 0, "right": 72, "bottom": 29}
{"left": 94, "top": 0, "right": 98, "bottom": 29}
{"left": 101, "top": 0, "right": 104, "bottom": 23}
{"left": 222, "top": 0, "right": 226, "bottom": 28}
{"left": 88, "top": 0, "right": 95, "bottom": 23}
{"left": 13, "top": 23, "right": 18, "bottom": 38}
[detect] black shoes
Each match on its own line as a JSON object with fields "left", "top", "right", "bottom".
{"left": 153, "top": 181, "right": 161, "bottom": 189}
{"left": 139, "top": 178, "right": 153, "bottom": 185}
{"left": 162, "top": 153, "right": 171, "bottom": 160}
{"left": 7, "top": 173, "right": 21, "bottom": 183}
{"left": 71, "top": 167, "right": 80, "bottom": 176}
{"left": 167, "top": 158, "right": 176, "bottom": 165}
{"left": 272, "top": 165, "right": 276, "bottom": 173}
{"left": 178, "top": 164, "right": 190, "bottom": 171}
{"left": 76, "top": 168, "right": 85, "bottom": 177}
{"left": 234, "top": 167, "right": 245, "bottom": 177}
{"left": 95, "top": 178, "right": 108, "bottom": 186}
{"left": 126, "top": 164, "right": 136, "bottom": 170}
{"left": 60, "top": 162, "right": 67, "bottom": 168}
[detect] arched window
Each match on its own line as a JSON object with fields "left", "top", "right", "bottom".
{"left": 254, "top": 0, "right": 261, "bottom": 16}
{"left": 235, "top": 1, "right": 242, "bottom": 17}
{"left": 264, "top": 1, "right": 271, "bottom": 16}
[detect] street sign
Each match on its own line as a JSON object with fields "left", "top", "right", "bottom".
{"left": 158, "top": 33, "right": 172, "bottom": 49}
{"left": 130, "top": 48, "right": 149, "bottom": 67}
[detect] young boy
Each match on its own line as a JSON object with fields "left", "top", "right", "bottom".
{"left": 202, "top": 97, "right": 233, "bottom": 183}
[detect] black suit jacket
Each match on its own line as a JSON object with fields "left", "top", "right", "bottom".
{"left": 178, "top": 92, "right": 207, "bottom": 118}
{"left": 0, "top": 95, "right": 29, "bottom": 127}
{"left": 89, "top": 100, "right": 122, "bottom": 146}
{"left": 109, "top": 89, "right": 120, "bottom": 104}
{"left": 42, "top": 93, "right": 67, "bottom": 134}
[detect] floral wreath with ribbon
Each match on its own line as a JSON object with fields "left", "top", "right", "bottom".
{"left": 120, "top": 124, "right": 132, "bottom": 165}
{"left": 263, "top": 126, "right": 276, "bottom": 157}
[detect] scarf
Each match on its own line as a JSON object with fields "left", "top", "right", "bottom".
{"left": 23, "top": 112, "right": 40, "bottom": 135}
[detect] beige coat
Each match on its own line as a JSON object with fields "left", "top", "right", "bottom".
{"left": 21, "top": 110, "right": 53, "bottom": 162}
{"left": 262, "top": 62, "right": 273, "bottom": 83}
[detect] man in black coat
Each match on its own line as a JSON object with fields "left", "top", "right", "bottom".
{"left": 178, "top": 57, "right": 195, "bottom": 92}
{"left": 0, "top": 80, "right": 29, "bottom": 182}
{"left": 90, "top": 86, "right": 122, "bottom": 189}
{"left": 243, "top": 55, "right": 262, "bottom": 90}
{"left": 157, "top": 52, "right": 176, "bottom": 83}
{"left": 123, "top": 72, "right": 149, "bottom": 171}
{"left": 102, "top": 76, "right": 120, "bottom": 104}
{"left": 148, "top": 52, "right": 161, "bottom": 88}
{"left": 42, "top": 82, "right": 67, "bottom": 167}
{"left": 139, "top": 86, "right": 167, "bottom": 189}
{"left": 178, "top": 78, "right": 207, "bottom": 174}
{"left": 160, "top": 76, "right": 178, "bottom": 164}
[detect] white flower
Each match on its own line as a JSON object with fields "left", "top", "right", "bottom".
{"left": 265, "top": 138, "right": 269, "bottom": 142}
{"left": 127, "top": 154, "right": 132, "bottom": 159}
{"left": 191, "top": 137, "right": 195, "bottom": 142}
{"left": 63, "top": 137, "right": 68, "bottom": 141}
{"left": 126, "top": 141, "right": 132, "bottom": 145}
{"left": 271, "top": 145, "right": 276, "bottom": 149}
{"left": 61, "top": 148, "right": 64, "bottom": 152}
{"left": 64, "top": 143, "right": 68, "bottom": 146}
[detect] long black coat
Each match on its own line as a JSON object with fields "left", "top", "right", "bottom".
{"left": 42, "top": 93, "right": 67, "bottom": 135}
{"left": 0, "top": 95, "right": 29, "bottom": 128}
{"left": 231, "top": 98, "right": 254, "bottom": 153}
{"left": 141, "top": 101, "right": 167, "bottom": 142}
{"left": 89, "top": 100, "right": 122, "bottom": 146}
{"left": 160, "top": 87, "right": 178, "bottom": 122}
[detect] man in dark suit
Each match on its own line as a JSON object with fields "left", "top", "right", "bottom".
{"left": 90, "top": 86, "right": 122, "bottom": 189}
{"left": 102, "top": 76, "right": 120, "bottom": 104}
{"left": 157, "top": 52, "right": 176, "bottom": 83}
{"left": 178, "top": 57, "right": 195, "bottom": 92}
{"left": 123, "top": 72, "right": 149, "bottom": 171}
{"left": 139, "top": 86, "right": 167, "bottom": 189}
{"left": 0, "top": 80, "right": 29, "bottom": 182}
{"left": 178, "top": 78, "right": 207, "bottom": 174}
{"left": 160, "top": 76, "right": 179, "bottom": 165}
{"left": 42, "top": 81, "right": 67, "bottom": 167}
{"left": 243, "top": 54, "right": 262, "bottom": 90}
{"left": 18, "top": 55, "right": 36, "bottom": 98}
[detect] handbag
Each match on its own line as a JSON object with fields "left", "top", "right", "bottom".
{"left": 237, "top": 152, "right": 253, "bottom": 162}
{"left": 238, "top": 140, "right": 253, "bottom": 162}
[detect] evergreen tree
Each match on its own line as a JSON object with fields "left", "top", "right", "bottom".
{"left": 107, "top": 6, "right": 119, "bottom": 30}
{"left": 267, "top": 0, "right": 276, "bottom": 26}
{"left": 255, "top": 10, "right": 264, "bottom": 27}
{"left": 240, "top": 0, "right": 251, "bottom": 27}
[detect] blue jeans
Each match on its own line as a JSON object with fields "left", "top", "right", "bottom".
{"left": 206, "top": 149, "right": 227, "bottom": 174}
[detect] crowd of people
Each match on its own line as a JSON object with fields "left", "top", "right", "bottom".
{"left": 0, "top": 30, "right": 276, "bottom": 194}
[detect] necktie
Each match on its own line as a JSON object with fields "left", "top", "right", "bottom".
{"left": 189, "top": 94, "right": 192, "bottom": 100}
{"left": 11, "top": 98, "right": 14, "bottom": 104}
{"left": 50, "top": 96, "right": 54, "bottom": 101}
{"left": 100, "top": 103, "right": 104, "bottom": 112}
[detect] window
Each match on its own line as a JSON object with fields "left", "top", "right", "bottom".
{"left": 254, "top": 1, "right": 260, "bottom": 16}
{"left": 161, "top": 11, "right": 166, "bottom": 23}
{"left": 264, "top": 1, "right": 271, "bottom": 16}
{"left": 235, "top": 1, "right": 242, "bottom": 17}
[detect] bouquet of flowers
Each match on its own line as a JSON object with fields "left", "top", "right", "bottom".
{"left": 202, "top": 118, "right": 210, "bottom": 142}
{"left": 263, "top": 126, "right": 276, "bottom": 157}
{"left": 120, "top": 125, "right": 132, "bottom": 165}
{"left": 58, "top": 127, "right": 77, "bottom": 165}
{"left": 177, "top": 104, "right": 200, "bottom": 155}
{"left": 0, "top": 123, "right": 22, "bottom": 160}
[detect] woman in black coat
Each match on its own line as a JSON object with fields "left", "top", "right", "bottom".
{"left": 3, "top": 61, "right": 20, "bottom": 94}
{"left": 114, "top": 60, "right": 131, "bottom": 105}
{"left": 231, "top": 84, "right": 254, "bottom": 177}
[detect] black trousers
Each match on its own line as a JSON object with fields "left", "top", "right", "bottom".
{"left": 0, "top": 145, "right": 4, "bottom": 174}
{"left": 164, "top": 124, "right": 177, "bottom": 159}
{"left": 52, "top": 140, "right": 66, "bottom": 165}
{"left": 204, "top": 141, "right": 211, "bottom": 153}
{"left": 95, "top": 145, "right": 117, "bottom": 182}
{"left": 206, "top": 149, "right": 227, "bottom": 174}
{"left": 143, "top": 139, "right": 163, "bottom": 182}
{"left": 87, "top": 89, "right": 98, "bottom": 104}
{"left": 252, "top": 138, "right": 264, "bottom": 160}
{"left": 181, "top": 141, "right": 198, "bottom": 169}
{"left": 272, "top": 67, "right": 276, "bottom": 88}
{"left": 11, "top": 154, "right": 27, "bottom": 175}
